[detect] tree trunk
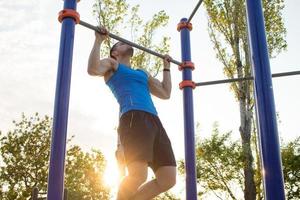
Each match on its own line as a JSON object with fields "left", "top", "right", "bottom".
{"left": 253, "top": 126, "right": 263, "bottom": 200}
{"left": 238, "top": 72, "right": 256, "bottom": 200}
{"left": 233, "top": 6, "right": 257, "bottom": 196}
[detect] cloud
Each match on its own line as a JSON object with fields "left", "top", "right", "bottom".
{"left": 0, "top": 1, "right": 60, "bottom": 131}
{"left": 0, "top": 0, "right": 118, "bottom": 156}
{"left": 0, "top": 1, "right": 41, "bottom": 32}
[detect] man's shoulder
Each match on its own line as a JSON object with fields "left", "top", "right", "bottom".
{"left": 103, "top": 59, "right": 119, "bottom": 82}
{"left": 102, "top": 57, "right": 118, "bottom": 65}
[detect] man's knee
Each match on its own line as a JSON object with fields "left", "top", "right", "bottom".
{"left": 127, "top": 161, "right": 148, "bottom": 186}
{"left": 129, "top": 172, "right": 148, "bottom": 186}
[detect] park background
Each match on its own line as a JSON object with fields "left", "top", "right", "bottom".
{"left": 0, "top": 0, "right": 299, "bottom": 199}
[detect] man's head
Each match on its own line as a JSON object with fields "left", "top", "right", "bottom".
{"left": 110, "top": 41, "right": 134, "bottom": 60}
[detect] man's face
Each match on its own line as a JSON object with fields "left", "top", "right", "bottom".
{"left": 112, "top": 42, "right": 134, "bottom": 57}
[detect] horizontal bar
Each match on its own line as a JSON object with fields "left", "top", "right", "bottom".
{"left": 187, "top": 0, "right": 204, "bottom": 24}
{"left": 195, "top": 70, "right": 300, "bottom": 86}
{"left": 79, "top": 20, "right": 182, "bottom": 66}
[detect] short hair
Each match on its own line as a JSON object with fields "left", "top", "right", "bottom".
{"left": 109, "top": 42, "right": 121, "bottom": 60}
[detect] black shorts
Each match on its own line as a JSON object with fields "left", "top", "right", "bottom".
{"left": 118, "top": 110, "right": 176, "bottom": 171}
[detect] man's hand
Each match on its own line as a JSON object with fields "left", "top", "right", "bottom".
{"left": 95, "top": 26, "right": 109, "bottom": 42}
{"left": 163, "top": 54, "right": 172, "bottom": 70}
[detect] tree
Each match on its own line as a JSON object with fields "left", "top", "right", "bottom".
{"left": 281, "top": 137, "right": 300, "bottom": 199}
{"left": 0, "top": 113, "right": 51, "bottom": 199}
{"left": 93, "top": 0, "right": 170, "bottom": 76}
{"left": 179, "top": 123, "right": 300, "bottom": 199}
{"left": 202, "top": 0, "right": 287, "bottom": 199}
{"left": 65, "top": 146, "right": 109, "bottom": 200}
{"left": 179, "top": 123, "right": 244, "bottom": 199}
{"left": 251, "top": 125, "right": 263, "bottom": 200}
{"left": 0, "top": 113, "right": 109, "bottom": 199}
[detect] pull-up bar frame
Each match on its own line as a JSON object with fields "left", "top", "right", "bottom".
{"left": 187, "top": 0, "right": 204, "bottom": 23}
{"left": 79, "top": 20, "right": 182, "bottom": 66}
{"left": 196, "top": 70, "right": 300, "bottom": 86}
{"left": 48, "top": 0, "right": 287, "bottom": 199}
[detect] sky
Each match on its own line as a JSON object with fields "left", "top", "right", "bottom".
{"left": 0, "top": 0, "right": 299, "bottom": 199}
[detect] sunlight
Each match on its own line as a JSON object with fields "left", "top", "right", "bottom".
{"left": 104, "top": 158, "right": 124, "bottom": 190}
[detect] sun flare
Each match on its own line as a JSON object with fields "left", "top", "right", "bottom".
{"left": 104, "top": 159, "right": 124, "bottom": 189}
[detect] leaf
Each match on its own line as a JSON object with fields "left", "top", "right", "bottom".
{"left": 93, "top": 0, "right": 170, "bottom": 77}
{"left": 0, "top": 113, "right": 109, "bottom": 199}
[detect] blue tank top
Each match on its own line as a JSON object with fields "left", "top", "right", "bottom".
{"left": 106, "top": 64, "right": 158, "bottom": 117}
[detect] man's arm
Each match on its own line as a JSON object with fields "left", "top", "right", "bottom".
{"left": 87, "top": 27, "right": 116, "bottom": 76}
{"left": 148, "top": 55, "right": 172, "bottom": 99}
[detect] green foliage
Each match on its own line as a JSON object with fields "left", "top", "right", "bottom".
{"left": 203, "top": 0, "right": 287, "bottom": 99}
{"left": 179, "top": 122, "right": 300, "bottom": 199}
{"left": 282, "top": 137, "right": 300, "bottom": 199}
{"left": 179, "top": 123, "right": 243, "bottom": 199}
{"left": 93, "top": 0, "right": 128, "bottom": 49}
{"left": 0, "top": 113, "right": 109, "bottom": 200}
{"left": 0, "top": 113, "right": 51, "bottom": 200}
{"left": 263, "top": 0, "right": 287, "bottom": 57}
{"left": 251, "top": 126, "right": 263, "bottom": 200}
{"left": 65, "top": 146, "right": 109, "bottom": 200}
{"left": 93, "top": 0, "right": 170, "bottom": 76}
{"left": 153, "top": 191, "right": 180, "bottom": 200}
{"left": 204, "top": 0, "right": 249, "bottom": 78}
{"left": 202, "top": 1, "right": 287, "bottom": 199}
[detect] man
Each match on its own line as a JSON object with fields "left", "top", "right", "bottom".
{"left": 87, "top": 27, "right": 176, "bottom": 200}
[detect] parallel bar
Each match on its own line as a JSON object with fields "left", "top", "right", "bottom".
{"left": 47, "top": 0, "right": 77, "bottom": 200}
{"left": 246, "top": 0, "right": 285, "bottom": 199}
{"left": 272, "top": 70, "right": 300, "bottom": 78}
{"left": 187, "top": 0, "right": 204, "bottom": 23}
{"left": 179, "top": 18, "right": 198, "bottom": 200}
{"left": 79, "top": 20, "right": 182, "bottom": 66}
{"left": 196, "top": 76, "right": 252, "bottom": 86}
{"left": 195, "top": 70, "right": 300, "bottom": 86}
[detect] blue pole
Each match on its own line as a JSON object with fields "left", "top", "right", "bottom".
{"left": 47, "top": 0, "right": 77, "bottom": 199}
{"left": 178, "top": 18, "right": 197, "bottom": 200}
{"left": 245, "top": 1, "right": 285, "bottom": 199}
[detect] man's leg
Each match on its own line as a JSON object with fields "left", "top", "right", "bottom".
{"left": 132, "top": 166, "right": 176, "bottom": 200}
{"left": 117, "top": 161, "right": 148, "bottom": 200}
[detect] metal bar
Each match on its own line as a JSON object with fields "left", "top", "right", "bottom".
{"left": 196, "top": 76, "right": 252, "bottom": 86}
{"left": 187, "top": 0, "right": 204, "bottom": 23}
{"left": 179, "top": 18, "right": 197, "bottom": 200}
{"left": 47, "top": 0, "right": 77, "bottom": 200}
{"left": 79, "top": 20, "right": 182, "bottom": 66}
{"left": 195, "top": 70, "right": 300, "bottom": 86}
{"left": 271, "top": 70, "right": 300, "bottom": 78}
{"left": 246, "top": 0, "right": 285, "bottom": 199}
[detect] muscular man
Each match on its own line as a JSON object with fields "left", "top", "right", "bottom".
{"left": 88, "top": 27, "right": 176, "bottom": 200}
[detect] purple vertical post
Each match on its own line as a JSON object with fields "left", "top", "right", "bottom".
{"left": 245, "top": 0, "right": 285, "bottom": 199}
{"left": 178, "top": 18, "right": 197, "bottom": 200}
{"left": 47, "top": 0, "right": 78, "bottom": 199}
